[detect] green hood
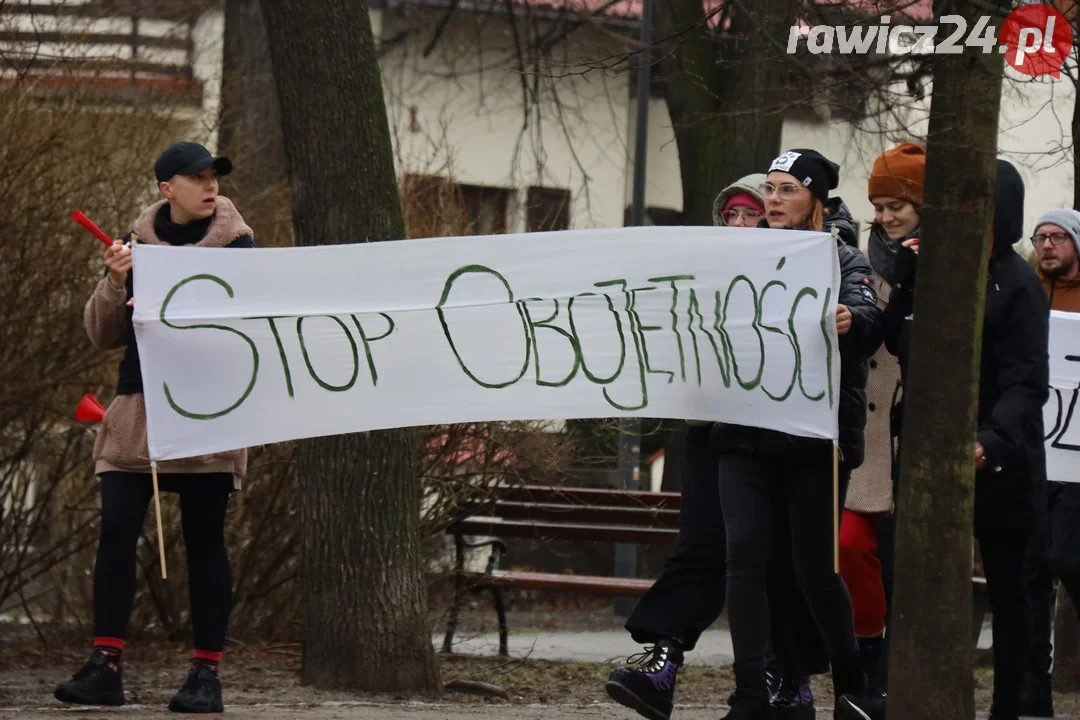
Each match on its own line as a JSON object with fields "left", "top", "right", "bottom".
{"left": 712, "top": 173, "right": 767, "bottom": 226}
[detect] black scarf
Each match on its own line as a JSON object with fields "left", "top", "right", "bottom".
{"left": 868, "top": 223, "right": 920, "bottom": 288}
{"left": 153, "top": 203, "right": 213, "bottom": 246}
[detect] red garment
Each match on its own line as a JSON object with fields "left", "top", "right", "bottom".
{"left": 839, "top": 509, "right": 887, "bottom": 637}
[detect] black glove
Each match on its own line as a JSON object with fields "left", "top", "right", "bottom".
{"left": 893, "top": 244, "right": 918, "bottom": 291}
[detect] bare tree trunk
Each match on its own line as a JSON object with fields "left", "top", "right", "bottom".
{"left": 260, "top": 0, "right": 441, "bottom": 693}
{"left": 656, "top": 0, "right": 792, "bottom": 225}
{"left": 218, "top": 0, "right": 292, "bottom": 247}
{"left": 885, "top": 2, "right": 1007, "bottom": 718}
{"left": 649, "top": 0, "right": 791, "bottom": 499}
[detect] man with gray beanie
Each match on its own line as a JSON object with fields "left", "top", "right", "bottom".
{"left": 1020, "top": 208, "right": 1080, "bottom": 718}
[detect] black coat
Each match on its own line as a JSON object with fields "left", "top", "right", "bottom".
{"left": 883, "top": 160, "right": 1049, "bottom": 531}
{"left": 711, "top": 200, "right": 884, "bottom": 469}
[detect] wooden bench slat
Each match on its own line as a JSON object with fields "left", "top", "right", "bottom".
{"left": 490, "top": 501, "right": 680, "bottom": 528}
{"left": 472, "top": 570, "right": 656, "bottom": 596}
{"left": 494, "top": 484, "right": 681, "bottom": 509}
{"left": 455, "top": 518, "right": 678, "bottom": 545}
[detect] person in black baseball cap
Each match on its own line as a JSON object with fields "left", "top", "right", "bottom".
{"left": 54, "top": 142, "right": 251, "bottom": 715}
{"left": 154, "top": 141, "right": 232, "bottom": 183}
{"left": 149, "top": 142, "right": 234, "bottom": 225}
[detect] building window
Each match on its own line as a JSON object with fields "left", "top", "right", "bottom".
{"left": 458, "top": 184, "right": 509, "bottom": 235}
{"left": 402, "top": 175, "right": 510, "bottom": 237}
{"left": 526, "top": 186, "right": 571, "bottom": 232}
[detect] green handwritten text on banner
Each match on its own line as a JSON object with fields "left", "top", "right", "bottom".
{"left": 132, "top": 227, "right": 841, "bottom": 462}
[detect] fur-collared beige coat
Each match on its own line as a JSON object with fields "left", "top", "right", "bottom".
{"left": 83, "top": 196, "right": 253, "bottom": 486}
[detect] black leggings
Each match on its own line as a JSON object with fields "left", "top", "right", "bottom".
{"left": 766, "top": 456, "right": 851, "bottom": 681}
{"left": 1027, "top": 482, "right": 1080, "bottom": 678}
{"left": 719, "top": 450, "right": 858, "bottom": 678}
{"left": 624, "top": 426, "right": 726, "bottom": 651}
{"left": 978, "top": 527, "right": 1030, "bottom": 717}
{"left": 93, "top": 471, "right": 233, "bottom": 652}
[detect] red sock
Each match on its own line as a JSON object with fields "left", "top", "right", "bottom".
{"left": 93, "top": 637, "right": 124, "bottom": 652}
{"left": 92, "top": 637, "right": 124, "bottom": 671}
{"left": 193, "top": 649, "right": 222, "bottom": 673}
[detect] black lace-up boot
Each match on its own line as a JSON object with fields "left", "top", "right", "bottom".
{"left": 604, "top": 638, "right": 684, "bottom": 720}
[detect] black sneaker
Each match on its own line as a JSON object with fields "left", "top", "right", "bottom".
{"left": 771, "top": 676, "right": 815, "bottom": 719}
{"left": 1019, "top": 672, "right": 1054, "bottom": 718}
{"left": 605, "top": 639, "right": 684, "bottom": 720}
{"left": 54, "top": 649, "right": 124, "bottom": 706}
{"left": 836, "top": 692, "right": 886, "bottom": 720}
{"left": 168, "top": 664, "right": 224, "bottom": 713}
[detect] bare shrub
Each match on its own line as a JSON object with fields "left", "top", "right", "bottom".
{"left": 0, "top": 49, "right": 190, "bottom": 627}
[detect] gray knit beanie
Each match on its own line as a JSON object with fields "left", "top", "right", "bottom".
{"left": 1034, "top": 209, "right": 1080, "bottom": 258}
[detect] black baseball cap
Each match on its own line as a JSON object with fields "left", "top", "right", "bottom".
{"left": 154, "top": 142, "right": 233, "bottom": 182}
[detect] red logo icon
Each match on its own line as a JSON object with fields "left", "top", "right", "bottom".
{"left": 999, "top": 4, "right": 1072, "bottom": 77}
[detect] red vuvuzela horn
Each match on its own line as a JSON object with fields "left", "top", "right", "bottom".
{"left": 75, "top": 393, "right": 106, "bottom": 423}
{"left": 72, "top": 210, "right": 115, "bottom": 247}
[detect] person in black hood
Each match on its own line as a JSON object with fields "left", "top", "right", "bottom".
{"left": 715, "top": 149, "right": 882, "bottom": 720}
{"left": 838, "top": 160, "right": 1049, "bottom": 720}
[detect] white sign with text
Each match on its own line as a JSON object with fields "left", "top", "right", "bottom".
{"left": 130, "top": 227, "right": 842, "bottom": 462}
{"left": 1045, "top": 310, "right": 1080, "bottom": 483}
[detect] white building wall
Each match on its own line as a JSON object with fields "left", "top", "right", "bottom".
{"left": 380, "top": 10, "right": 633, "bottom": 230}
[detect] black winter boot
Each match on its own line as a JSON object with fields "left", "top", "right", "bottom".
{"left": 1018, "top": 671, "right": 1054, "bottom": 718}
{"left": 168, "top": 663, "right": 224, "bottom": 713}
{"left": 721, "top": 667, "right": 770, "bottom": 720}
{"left": 54, "top": 648, "right": 124, "bottom": 707}
{"left": 770, "top": 675, "right": 815, "bottom": 720}
{"left": 728, "top": 668, "right": 780, "bottom": 708}
{"left": 605, "top": 639, "right": 684, "bottom": 720}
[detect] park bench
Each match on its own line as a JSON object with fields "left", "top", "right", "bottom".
{"left": 440, "top": 483, "right": 680, "bottom": 656}
{"left": 439, "top": 483, "right": 994, "bottom": 658}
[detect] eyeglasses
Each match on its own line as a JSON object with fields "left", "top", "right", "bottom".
{"left": 1031, "top": 231, "right": 1071, "bottom": 247}
{"left": 760, "top": 183, "right": 806, "bottom": 200}
{"left": 722, "top": 208, "right": 762, "bottom": 224}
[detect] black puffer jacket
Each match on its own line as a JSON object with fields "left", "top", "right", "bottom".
{"left": 711, "top": 199, "right": 883, "bottom": 469}
{"left": 824, "top": 196, "right": 859, "bottom": 247}
{"left": 883, "top": 160, "right": 1049, "bottom": 531}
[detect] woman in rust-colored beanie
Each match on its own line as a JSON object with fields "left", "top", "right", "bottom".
{"left": 867, "top": 141, "right": 925, "bottom": 207}
{"left": 865, "top": 142, "right": 926, "bottom": 288}
{"left": 835, "top": 141, "right": 925, "bottom": 715}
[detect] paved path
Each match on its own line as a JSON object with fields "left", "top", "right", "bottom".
{"left": 0, "top": 700, "right": 1068, "bottom": 719}
{"left": 438, "top": 629, "right": 734, "bottom": 665}
{"left": 435, "top": 621, "right": 995, "bottom": 666}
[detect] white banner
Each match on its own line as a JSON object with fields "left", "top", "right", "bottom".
{"left": 1045, "top": 310, "right": 1080, "bottom": 483}
{"left": 131, "top": 227, "right": 842, "bottom": 461}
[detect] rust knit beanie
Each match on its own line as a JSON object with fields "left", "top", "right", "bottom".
{"left": 868, "top": 142, "right": 926, "bottom": 206}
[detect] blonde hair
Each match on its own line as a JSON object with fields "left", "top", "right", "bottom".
{"left": 794, "top": 199, "right": 824, "bottom": 231}
{"left": 810, "top": 200, "right": 824, "bottom": 232}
